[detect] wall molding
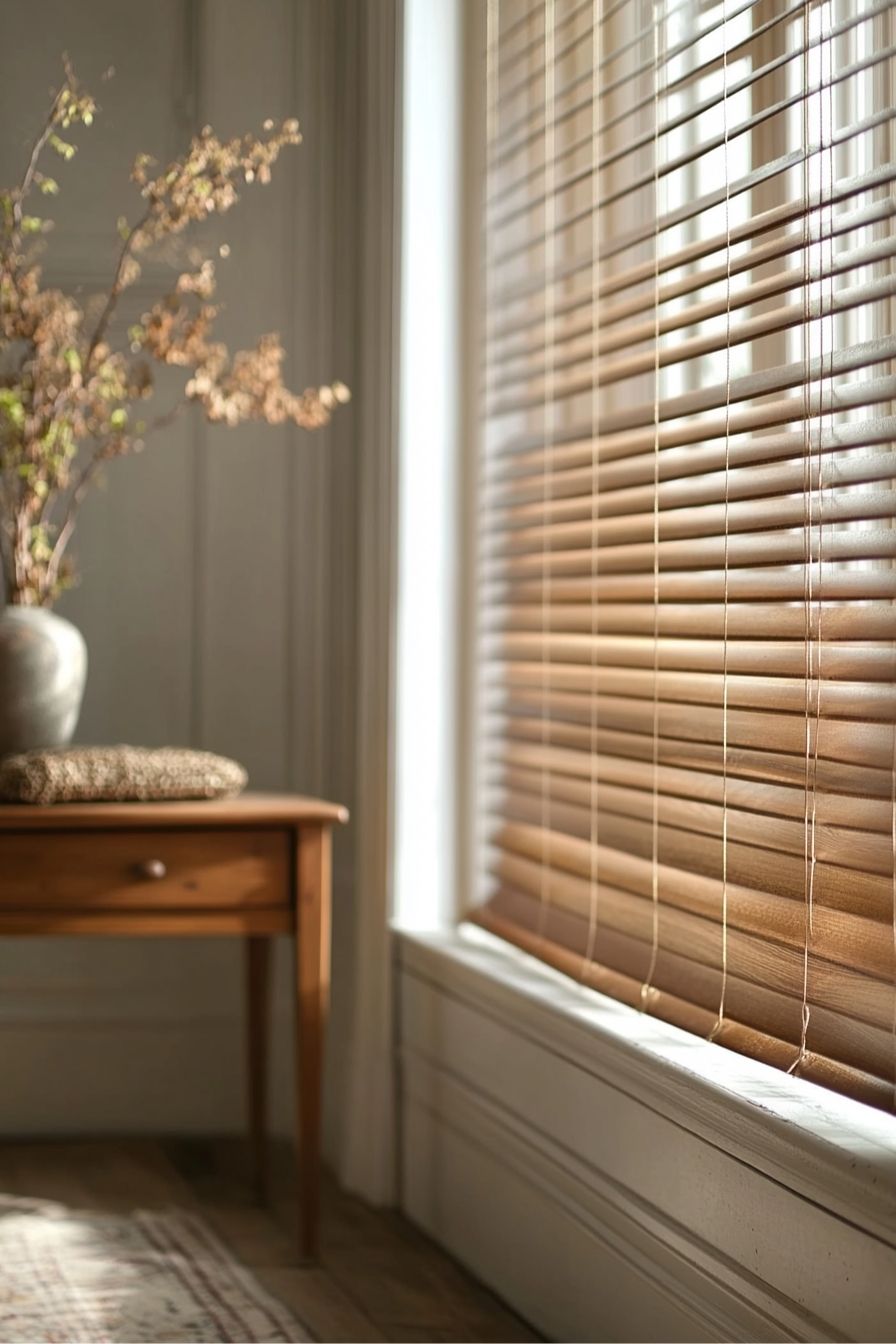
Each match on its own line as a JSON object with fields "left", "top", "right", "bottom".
{"left": 401, "top": 929, "right": 896, "bottom": 1245}
{"left": 338, "top": 0, "right": 404, "bottom": 1205}
{"left": 403, "top": 1052, "right": 827, "bottom": 1343}
{"left": 398, "top": 928, "right": 896, "bottom": 1342}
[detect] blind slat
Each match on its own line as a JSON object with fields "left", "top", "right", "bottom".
{"left": 490, "top": 8, "right": 893, "bottom": 231}
{"left": 486, "top": 566, "right": 896, "bottom": 605}
{"left": 485, "top": 859, "right": 892, "bottom": 1033}
{"left": 489, "top": 489, "right": 896, "bottom": 555}
{"left": 486, "top": 417, "right": 896, "bottom": 504}
{"left": 500, "top": 715, "right": 896, "bottom": 801}
{"left": 489, "top": 237, "right": 896, "bottom": 395}
{"left": 492, "top": 360, "right": 896, "bottom": 467}
{"left": 493, "top": 742, "right": 895, "bottom": 832}
{"left": 473, "top": 907, "right": 894, "bottom": 1110}
{"left": 490, "top": 0, "right": 767, "bottom": 168}
{"left": 488, "top": 161, "right": 896, "bottom": 325}
{"left": 489, "top": 0, "right": 808, "bottom": 202}
{"left": 489, "top": 658, "right": 896, "bottom": 715}
{"left": 490, "top": 826, "right": 894, "bottom": 974}
{"left": 491, "top": 103, "right": 896, "bottom": 273}
{"left": 494, "top": 691, "right": 892, "bottom": 770}
{"left": 487, "top": 454, "right": 896, "bottom": 535}
{"left": 493, "top": 765, "right": 894, "bottom": 872}
{"left": 487, "top": 526, "right": 896, "bottom": 578}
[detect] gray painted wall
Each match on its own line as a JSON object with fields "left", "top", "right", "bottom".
{"left": 0, "top": 0, "right": 362, "bottom": 1155}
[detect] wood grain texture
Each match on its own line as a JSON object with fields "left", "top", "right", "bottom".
{"left": 0, "top": 829, "right": 290, "bottom": 911}
{"left": 0, "top": 799, "right": 344, "bottom": 1257}
{"left": 0, "top": 793, "right": 349, "bottom": 829}
{"left": 0, "top": 909, "right": 294, "bottom": 937}
{"left": 295, "top": 824, "right": 332, "bottom": 1259}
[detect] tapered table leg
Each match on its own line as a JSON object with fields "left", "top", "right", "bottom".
{"left": 245, "top": 934, "right": 271, "bottom": 1203}
{"left": 294, "top": 822, "right": 332, "bottom": 1259}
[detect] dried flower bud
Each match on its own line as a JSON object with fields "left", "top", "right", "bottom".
{"left": 0, "top": 64, "right": 345, "bottom": 608}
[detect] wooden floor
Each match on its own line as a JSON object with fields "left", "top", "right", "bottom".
{"left": 0, "top": 1138, "right": 538, "bottom": 1343}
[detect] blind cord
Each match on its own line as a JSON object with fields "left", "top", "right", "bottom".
{"left": 583, "top": 0, "right": 603, "bottom": 979}
{"left": 537, "top": 0, "right": 557, "bottom": 954}
{"left": 707, "top": 0, "right": 734, "bottom": 1042}
{"left": 641, "top": 0, "right": 663, "bottom": 1011}
{"left": 790, "top": 0, "right": 816, "bottom": 1079}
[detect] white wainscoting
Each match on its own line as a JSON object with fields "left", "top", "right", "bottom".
{"left": 398, "top": 929, "right": 896, "bottom": 1343}
{"left": 0, "top": 0, "right": 364, "bottom": 1152}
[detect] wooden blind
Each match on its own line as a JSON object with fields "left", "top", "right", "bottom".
{"left": 471, "top": 0, "right": 896, "bottom": 1111}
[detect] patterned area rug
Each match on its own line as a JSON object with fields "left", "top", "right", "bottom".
{"left": 0, "top": 1196, "right": 311, "bottom": 1342}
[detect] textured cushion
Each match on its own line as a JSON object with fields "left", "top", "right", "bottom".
{"left": 0, "top": 745, "right": 248, "bottom": 805}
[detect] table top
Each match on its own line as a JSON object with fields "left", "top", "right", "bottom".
{"left": 0, "top": 791, "right": 349, "bottom": 830}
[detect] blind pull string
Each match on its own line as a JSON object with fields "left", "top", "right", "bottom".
{"left": 711, "top": 0, "right": 733, "bottom": 1043}
{"left": 801, "top": 0, "right": 833, "bottom": 1064}
{"left": 641, "top": 0, "right": 663, "bottom": 1012}
{"left": 801, "top": 0, "right": 834, "bottom": 1057}
{"left": 537, "top": 0, "right": 556, "bottom": 954}
{"left": 583, "top": 0, "right": 603, "bottom": 978}
{"left": 790, "top": 0, "right": 815, "bottom": 1080}
{"left": 810, "top": 0, "right": 836, "bottom": 957}
{"left": 483, "top": 0, "right": 499, "bottom": 917}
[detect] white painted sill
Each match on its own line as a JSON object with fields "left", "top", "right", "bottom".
{"left": 396, "top": 922, "right": 896, "bottom": 1251}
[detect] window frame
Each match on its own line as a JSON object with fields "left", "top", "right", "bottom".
{"left": 393, "top": 9, "right": 896, "bottom": 1305}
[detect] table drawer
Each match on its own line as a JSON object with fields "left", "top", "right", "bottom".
{"left": 0, "top": 828, "right": 291, "bottom": 910}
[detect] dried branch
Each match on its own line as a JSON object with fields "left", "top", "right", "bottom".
{"left": 0, "top": 62, "right": 348, "bottom": 608}
{"left": 85, "top": 205, "right": 151, "bottom": 368}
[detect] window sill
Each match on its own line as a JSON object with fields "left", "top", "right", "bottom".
{"left": 397, "top": 923, "right": 896, "bottom": 1250}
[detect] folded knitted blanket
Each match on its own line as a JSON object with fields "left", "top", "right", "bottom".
{"left": 0, "top": 745, "right": 247, "bottom": 804}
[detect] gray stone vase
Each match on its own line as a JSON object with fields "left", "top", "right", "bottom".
{"left": 0, "top": 607, "right": 87, "bottom": 758}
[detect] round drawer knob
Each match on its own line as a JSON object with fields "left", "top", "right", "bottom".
{"left": 136, "top": 858, "right": 167, "bottom": 881}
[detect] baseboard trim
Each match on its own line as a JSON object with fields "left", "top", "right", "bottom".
{"left": 399, "top": 927, "right": 896, "bottom": 1245}
{"left": 403, "top": 1047, "right": 829, "bottom": 1342}
{"left": 397, "top": 928, "right": 896, "bottom": 1342}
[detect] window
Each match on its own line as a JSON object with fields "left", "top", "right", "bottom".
{"left": 471, "top": 0, "right": 896, "bottom": 1111}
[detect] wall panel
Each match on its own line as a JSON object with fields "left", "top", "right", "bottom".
{"left": 0, "top": 0, "right": 360, "bottom": 1150}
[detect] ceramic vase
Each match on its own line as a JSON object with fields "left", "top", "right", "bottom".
{"left": 0, "top": 606, "right": 87, "bottom": 758}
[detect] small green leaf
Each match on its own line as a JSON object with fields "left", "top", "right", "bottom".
{"left": 49, "top": 134, "right": 76, "bottom": 161}
{"left": 110, "top": 408, "right": 127, "bottom": 429}
{"left": 0, "top": 390, "right": 25, "bottom": 426}
{"left": 63, "top": 348, "right": 81, "bottom": 373}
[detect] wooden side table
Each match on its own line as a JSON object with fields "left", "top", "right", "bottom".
{"left": 0, "top": 791, "right": 348, "bottom": 1258}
